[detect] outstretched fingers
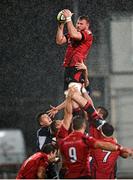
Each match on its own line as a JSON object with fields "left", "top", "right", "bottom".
{"left": 47, "top": 105, "right": 58, "bottom": 118}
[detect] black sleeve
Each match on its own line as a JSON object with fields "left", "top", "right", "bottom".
{"left": 80, "top": 32, "right": 85, "bottom": 41}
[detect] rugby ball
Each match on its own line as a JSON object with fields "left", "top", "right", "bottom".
{"left": 57, "top": 10, "right": 66, "bottom": 23}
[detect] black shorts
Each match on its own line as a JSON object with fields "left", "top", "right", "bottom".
{"left": 46, "top": 163, "right": 58, "bottom": 179}
{"left": 64, "top": 67, "right": 84, "bottom": 91}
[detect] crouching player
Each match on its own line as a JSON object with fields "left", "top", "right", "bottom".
{"left": 16, "top": 143, "right": 57, "bottom": 179}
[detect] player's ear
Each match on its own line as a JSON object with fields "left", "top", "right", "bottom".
{"left": 87, "top": 23, "right": 89, "bottom": 28}
{"left": 40, "top": 121, "right": 43, "bottom": 126}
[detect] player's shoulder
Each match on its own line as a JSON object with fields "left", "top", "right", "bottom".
{"left": 108, "top": 136, "right": 117, "bottom": 143}
{"left": 112, "top": 137, "right": 118, "bottom": 143}
{"left": 103, "top": 136, "right": 117, "bottom": 144}
{"left": 87, "top": 30, "right": 92, "bottom": 35}
{"left": 38, "top": 127, "right": 49, "bottom": 134}
{"left": 33, "top": 152, "right": 43, "bottom": 158}
{"left": 57, "top": 124, "right": 68, "bottom": 135}
{"left": 35, "top": 152, "right": 48, "bottom": 160}
{"left": 81, "top": 30, "right": 93, "bottom": 41}
{"left": 83, "top": 29, "right": 92, "bottom": 35}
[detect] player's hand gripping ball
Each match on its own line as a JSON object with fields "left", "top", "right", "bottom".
{"left": 57, "top": 10, "right": 66, "bottom": 23}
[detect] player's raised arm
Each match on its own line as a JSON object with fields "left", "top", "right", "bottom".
{"left": 75, "top": 62, "right": 89, "bottom": 87}
{"left": 55, "top": 89, "right": 73, "bottom": 142}
{"left": 62, "top": 9, "right": 82, "bottom": 40}
{"left": 56, "top": 23, "right": 67, "bottom": 45}
{"left": 62, "top": 88, "right": 73, "bottom": 130}
{"left": 85, "top": 136, "right": 133, "bottom": 156}
{"left": 119, "top": 147, "right": 133, "bottom": 158}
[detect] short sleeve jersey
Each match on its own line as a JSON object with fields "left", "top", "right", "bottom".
{"left": 16, "top": 152, "right": 48, "bottom": 179}
{"left": 63, "top": 30, "right": 93, "bottom": 67}
{"left": 89, "top": 121, "right": 120, "bottom": 179}
{"left": 91, "top": 137, "right": 120, "bottom": 179}
{"left": 59, "top": 131, "right": 96, "bottom": 179}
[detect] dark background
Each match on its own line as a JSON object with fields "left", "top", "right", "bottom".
{"left": 0, "top": 0, "right": 133, "bottom": 154}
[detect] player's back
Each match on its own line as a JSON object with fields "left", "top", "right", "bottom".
{"left": 91, "top": 137, "right": 120, "bottom": 179}
{"left": 16, "top": 152, "right": 48, "bottom": 179}
{"left": 59, "top": 131, "right": 91, "bottom": 179}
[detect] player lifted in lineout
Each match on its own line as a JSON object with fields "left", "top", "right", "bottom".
{"left": 56, "top": 9, "right": 93, "bottom": 94}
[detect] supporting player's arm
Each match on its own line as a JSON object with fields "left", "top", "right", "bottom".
{"left": 119, "top": 147, "right": 133, "bottom": 158}
{"left": 94, "top": 140, "right": 121, "bottom": 151}
{"left": 85, "top": 136, "right": 122, "bottom": 151}
{"left": 86, "top": 136, "right": 133, "bottom": 156}
{"left": 75, "top": 62, "right": 89, "bottom": 87}
{"left": 63, "top": 89, "right": 73, "bottom": 130}
{"left": 75, "top": 62, "right": 91, "bottom": 103}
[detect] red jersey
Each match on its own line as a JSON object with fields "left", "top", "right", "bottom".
{"left": 89, "top": 121, "right": 102, "bottom": 139}
{"left": 16, "top": 152, "right": 48, "bottom": 179}
{"left": 56, "top": 124, "right": 69, "bottom": 141}
{"left": 63, "top": 30, "right": 93, "bottom": 67}
{"left": 91, "top": 136, "right": 120, "bottom": 179}
{"left": 59, "top": 131, "right": 96, "bottom": 179}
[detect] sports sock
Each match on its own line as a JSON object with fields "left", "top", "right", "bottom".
{"left": 83, "top": 101, "right": 100, "bottom": 120}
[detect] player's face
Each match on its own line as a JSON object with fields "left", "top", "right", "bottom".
{"left": 76, "top": 19, "right": 89, "bottom": 32}
{"left": 40, "top": 114, "right": 52, "bottom": 127}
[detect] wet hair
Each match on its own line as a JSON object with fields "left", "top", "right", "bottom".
{"left": 101, "top": 123, "right": 114, "bottom": 137}
{"left": 41, "top": 143, "right": 56, "bottom": 154}
{"left": 96, "top": 106, "right": 108, "bottom": 119}
{"left": 36, "top": 111, "right": 46, "bottom": 124}
{"left": 36, "top": 111, "right": 51, "bottom": 125}
{"left": 72, "top": 115, "right": 86, "bottom": 130}
{"left": 78, "top": 15, "right": 90, "bottom": 24}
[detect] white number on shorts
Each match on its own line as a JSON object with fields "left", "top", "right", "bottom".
{"left": 69, "top": 147, "right": 77, "bottom": 163}
{"left": 102, "top": 150, "right": 111, "bottom": 162}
